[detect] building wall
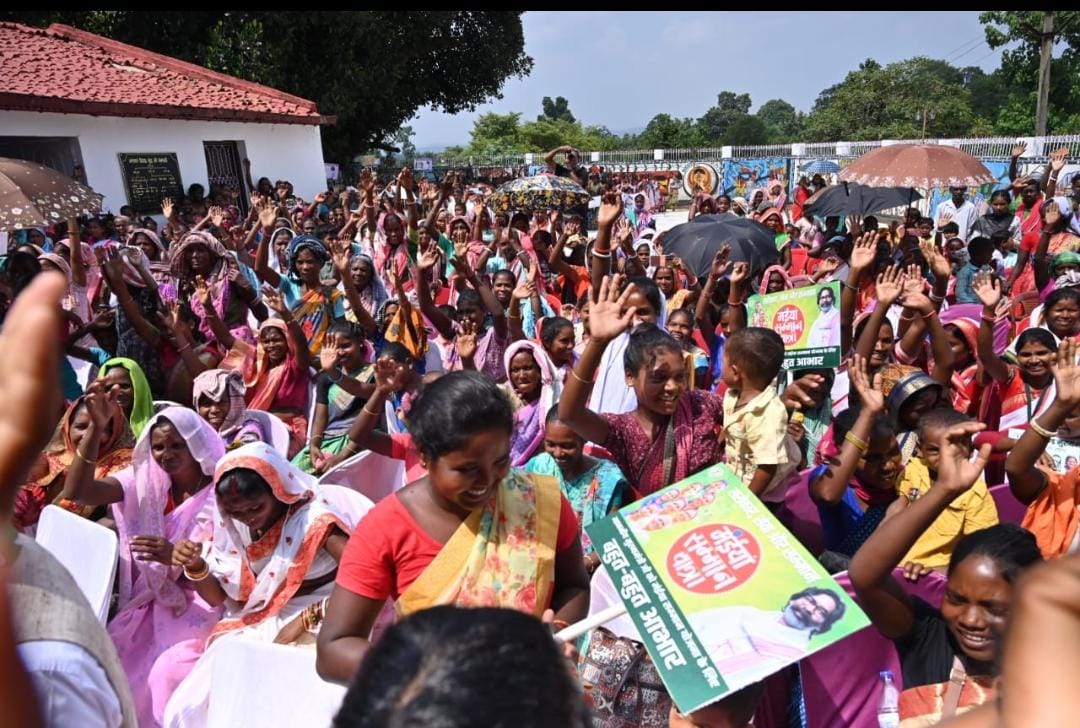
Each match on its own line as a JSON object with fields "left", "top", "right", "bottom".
{"left": 0, "top": 110, "right": 326, "bottom": 214}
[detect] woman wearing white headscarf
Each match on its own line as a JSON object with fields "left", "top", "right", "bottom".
{"left": 163, "top": 442, "right": 372, "bottom": 727}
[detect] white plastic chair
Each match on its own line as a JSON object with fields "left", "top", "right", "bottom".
{"left": 242, "top": 409, "right": 292, "bottom": 455}
{"left": 318, "top": 449, "right": 405, "bottom": 503}
{"left": 35, "top": 505, "right": 119, "bottom": 624}
{"left": 206, "top": 638, "right": 346, "bottom": 728}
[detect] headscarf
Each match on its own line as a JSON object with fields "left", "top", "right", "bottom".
{"left": 267, "top": 227, "right": 295, "bottom": 276}
{"left": 350, "top": 252, "right": 389, "bottom": 316}
{"left": 170, "top": 231, "right": 232, "bottom": 339}
{"left": 504, "top": 340, "right": 562, "bottom": 467}
{"left": 98, "top": 357, "right": 155, "bottom": 438}
{"left": 203, "top": 442, "right": 372, "bottom": 642}
{"left": 374, "top": 211, "right": 412, "bottom": 288}
{"left": 127, "top": 228, "right": 165, "bottom": 258}
{"left": 192, "top": 369, "right": 247, "bottom": 440}
{"left": 243, "top": 319, "right": 296, "bottom": 411}
{"left": 113, "top": 407, "right": 225, "bottom": 614}
{"left": 758, "top": 264, "right": 794, "bottom": 296}
{"left": 384, "top": 298, "right": 429, "bottom": 363}
{"left": 285, "top": 234, "right": 330, "bottom": 281}
{"left": 37, "top": 252, "right": 71, "bottom": 281}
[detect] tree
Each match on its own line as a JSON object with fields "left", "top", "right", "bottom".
{"left": 0, "top": 11, "right": 534, "bottom": 163}
{"left": 697, "top": 91, "right": 753, "bottom": 142}
{"left": 638, "top": 114, "right": 702, "bottom": 149}
{"left": 467, "top": 112, "right": 523, "bottom": 156}
{"left": 721, "top": 116, "right": 769, "bottom": 146}
{"left": 538, "top": 96, "right": 576, "bottom": 123}
{"left": 755, "top": 99, "right": 804, "bottom": 143}
{"left": 980, "top": 11, "right": 1080, "bottom": 134}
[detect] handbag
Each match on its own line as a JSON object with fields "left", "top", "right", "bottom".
{"left": 579, "top": 626, "right": 672, "bottom": 728}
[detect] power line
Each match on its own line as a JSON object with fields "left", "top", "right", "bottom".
{"left": 952, "top": 40, "right": 988, "bottom": 63}
{"left": 943, "top": 35, "right": 984, "bottom": 60}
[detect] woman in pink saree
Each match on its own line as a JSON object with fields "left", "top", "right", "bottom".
{"left": 61, "top": 399, "right": 226, "bottom": 727}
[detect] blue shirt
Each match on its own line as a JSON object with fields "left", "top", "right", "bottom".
{"left": 954, "top": 263, "right": 984, "bottom": 304}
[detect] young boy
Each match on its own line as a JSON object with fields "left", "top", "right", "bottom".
{"left": 721, "top": 328, "right": 800, "bottom": 501}
{"left": 954, "top": 236, "right": 995, "bottom": 304}
{"left": 895, "top": 408, "right": 999, "bottom": 571}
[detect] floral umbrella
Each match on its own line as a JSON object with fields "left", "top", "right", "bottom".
{"left": 490, "top": 173, "right": 591, "bottom": 213}
{"left": 0, "top": 157, "right": 104, "bottom": 230}
{"left": 838, "top": 144, "right": 994, "bottom": 189}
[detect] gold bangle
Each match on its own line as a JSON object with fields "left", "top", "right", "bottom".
{"left": 75, "top": 447, "right": 99, "bottom": 465}
{"left": 1029, "top": 419, "right": 1056, "bottom": 439}
{"left": 183, "top": 561, "right": 210, "bottom": 582}
{"left": 571, "top": 369, "right": 594, "bottom": 385}
{"left": 362, "top": 404, "right": 381, "bottom": 417}
{"left": 342, "top": 440, "right": 359, "bottom": 455}
{"left": 844, "top": 431, "right": 869, "bottom": 453}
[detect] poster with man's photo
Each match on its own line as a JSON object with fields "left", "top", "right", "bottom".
{"left": 745, "top": 282, "right": 842, "bottom": 369}
{"left": 587, "top": 463, "right": 869, "bottom": 713}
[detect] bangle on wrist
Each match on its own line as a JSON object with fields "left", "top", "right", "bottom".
{"left": 362, "top": 404, "right": 381, "bottom": 417}
{"left": 921, "top": 309, "right": 936, "bottom": 320}
{"left": 841, "top": 280, "right": 859, "bottom": 291}
{"left": 844, "top": 431, "right": 869, "bottom": 453}
{"left": 183, "top": 560, "right": 210, "bottom": 582}
{"left": 1029, "top": 419, "right": 1056, "bottom": 439}
{"left": 75, "top": 446, "right": 99, "bottom": 465}
{"left": 981, "top": 314, "right": 996, "bottom": 324}
{"left": 176, "top": 342, "right": 193, "bottom": 354}
{"left": 571, "top": 368, "right": 594, "bottom": 385}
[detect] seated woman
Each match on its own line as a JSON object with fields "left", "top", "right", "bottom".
{"left": 293, "top": 322, "right": 375, "bottom": 474}
{"left": 502, "top": 340, "right": 562, "bottom": 468}
{"left": 810, "top": 356, "right": 904, "bottom": 562}
{"left": 13, "top": 392, "right": 134, "bottom": 532}
{"left": 97, "top": 356, "right": 155, "bottom": 438}
{"left": 850, "top": 419, "right": 1041, "bottom": 725}
{"left": 60, "top": 402, "right": 226, "bottom": 728}
{"left": 315, "top": 371, "right": 590, "bottom": 684}
{"left": 213, "top": 286, "right": 312, "bottom": 457}
{"left": 163, "top": 442, "right": 370, "bottom": 727}
{"left": 191, "top": 369, "right": 265, "bottom": 448}
{"left": 524, "top": 405, "right": 629, "bottom": 573}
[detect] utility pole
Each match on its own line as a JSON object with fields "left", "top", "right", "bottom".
{"left": 1035, "top": 11, "right": 1055, "bottom": 136}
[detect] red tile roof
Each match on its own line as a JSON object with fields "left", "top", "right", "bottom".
{"left": 0, "top": 22, "right": 325, "bottom": 125}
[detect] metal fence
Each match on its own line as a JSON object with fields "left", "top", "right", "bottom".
{"left": 423, "top": 134, "right": 1080, "bottom": 170}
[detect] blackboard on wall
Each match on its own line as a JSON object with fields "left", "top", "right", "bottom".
{"left": 118, "top": 153, "right": 184, "bottom": 213}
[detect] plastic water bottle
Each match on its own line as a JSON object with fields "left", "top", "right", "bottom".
{"left": 877, "top": 670, "right": 900, "bottom": 728}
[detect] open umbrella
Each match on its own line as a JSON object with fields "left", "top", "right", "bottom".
{"left": 489, "top": 173, "right": 590, "bottom": 213}
{"left": 803, "top": 182, "right": 923, "bottom": 217}
{"left": 839, "top": 144, "right": 994, "bottom": 188}
{"left": 0, "top": 157, "right": 103, "bottom": 229}
{"left": 801, "top": 160, "right": 841, "bottom": 175}
{"left": 662, "top": 215, "right": 779, "bottom": 280}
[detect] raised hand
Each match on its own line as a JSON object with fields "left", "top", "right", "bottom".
{"left": 320, "top": 332, "right": 342, "bottom": 373}
{"left": 1011, "top": 141, "right": 1028, "bottom": 158}
{"left": 1051, "top": 338, "right": 1080, "bottom": 408}
{"left": 512, "top": 278, "right": 537, "bottom": 301}
{"left": 455, "top": 319, "right": 479, "bottom": 362}
{"left": 1045, "top": 200, "right": 1062, "bottom": 228}
{"left": 417, "top": 247, "right": 440, "bottom": 273}
{"left": 933, "top": 421, "right": 991, "bottom": 496}
{"left": 261, "top": 285, "right": 289, "bottom": 319}
{"left": 817, "top": 256, "right": 841, "bottom": 277}
{"left": 162, "top": 198, "right": 175, "bottom": 219}
{"left": 330, "top": 238, "right": 352, "bottom": 275}
{"left": 710, "top": 245, "right": 732, "bottom": 279}
{"left": 729, "top": 261, "right": 750, "bottom": 286}
{"left": 257, "top": 199, "right": 277, "bottom": 229}
{"left": 874, "top": 265, "right": 906, "bottom": 307}
{"left": 209, "top": 206, "right": 226, "bottom": 228}
{"left": 849, "top": 353, "right": 885, "bottom": 413}
{"left": 849, "top": 232, "right": 878, "bottom": 272}
{"left": 193, "top": 275, "right": 213, "bottom": 311}
{"left": 901, "top": 264, "right": 925, "bottom": 296}
{"left": 920, "top": 240, "right": 952, "bottom": 281}
{"left": 597, "top": 192, "right": 624, "bottom": 230}
{"left": 359, "top": 168, "right": 375, "bottom": 197}
{"left": 449, "top": 255, "right": 475, "bottom": 281}
{"left": 972, "top": 270, "right": 1002, "bottom": 310}
{"left": 373, "top": 356, "right": 404, "bottom": 393}
{"left": 936, "top": 210, "right": 954, "bottom": 228}
{"left": 588, "top": 274, "right": 638, "bottom": 342}
{"left": 83, "top": 380, "right": 114, "bottom": 434}
{"left": 100, "top": 247, "right": 124, "bottom": 283}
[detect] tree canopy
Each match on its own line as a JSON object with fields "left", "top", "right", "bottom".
{"left": 0, "top": 11, "right": 533, "bottom": 163}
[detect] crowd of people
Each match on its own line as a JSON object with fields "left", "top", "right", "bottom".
{"left": 1, "top": 140, "right": 1080, "bottom": 728}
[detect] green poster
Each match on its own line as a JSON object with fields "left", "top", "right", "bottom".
{"left": 746, "top": 282, "right": 841, "bottom": 369}
{"left": 587, "top": 463, "right": 869, "bottom": 713}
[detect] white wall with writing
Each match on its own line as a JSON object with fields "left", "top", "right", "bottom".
{"left": 1, "top": 110, "right": 326, "bottom": 215}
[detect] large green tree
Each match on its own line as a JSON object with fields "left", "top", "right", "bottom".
{"left": 538, "top": 96, "right": 576, "bottom": 123}
{"left": 1, "top": 11, "right": 533, "bottom": 163}
{"left": 696, "top": 91, "right": 753, "bottom": 142}
{"left": 755, "top": 99, "right": 804, "bottom": 143}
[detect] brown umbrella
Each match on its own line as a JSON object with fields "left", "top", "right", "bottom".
{"left": 0, "top": 157, "right": 104, "bottom": 230}
{"left": 839, "top": 144, "right": 995, "bottom": 189}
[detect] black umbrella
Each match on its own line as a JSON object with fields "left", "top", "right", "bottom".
{"left": 662, "top": 216, "right": 779, "bottom": 280}
{"left": 803, "top": 181, "right": 922, "bottom": 218}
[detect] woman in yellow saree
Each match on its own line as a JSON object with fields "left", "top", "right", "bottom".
{"left": 316, "top": 371, "right": 590, "bottom": 684}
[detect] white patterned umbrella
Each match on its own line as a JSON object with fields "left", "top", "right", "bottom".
{"left": 0, "top": 157, "right": 103, "bottom": 230}
{"left": 839, "top": 144, "right": 994, "bottom": 189}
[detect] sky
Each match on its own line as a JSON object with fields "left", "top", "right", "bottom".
{"left": 408, "top": 11, "right": 1007, "bottom": 151}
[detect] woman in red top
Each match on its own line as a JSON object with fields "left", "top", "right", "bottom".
{"left": 316, "top": 371, "right": 589, "bottom": 684}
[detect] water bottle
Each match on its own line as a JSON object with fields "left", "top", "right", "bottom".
{"left": 877, "top": 670, "right": 900, "bottom": 728}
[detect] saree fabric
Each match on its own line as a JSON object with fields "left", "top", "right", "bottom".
{"left": 524, "top": 452, "right": 628, "bottom": 555}
{"left": 503, "top": 340, "right": 562, "bottom": 467}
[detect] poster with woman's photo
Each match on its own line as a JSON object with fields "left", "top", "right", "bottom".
{"left": 745, "top": 282, "right": 842, "bottom": 369}
{"left": 1008, "top": 429, "right": 1080, "bottom": 473}
{"left": 587, "top": 463, "right": 869, "bottom": 713}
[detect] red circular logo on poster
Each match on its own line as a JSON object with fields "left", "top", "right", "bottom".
{"left": 771, "top": 304, "right": 805, "bottom": 346}
{"left": 666, "top": 523, "right": 761, "bottom": 594}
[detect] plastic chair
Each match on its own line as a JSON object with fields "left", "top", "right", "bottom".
{"left": 35, "top": 505, "right": 119, "bottom": 624}
{"left": 243, "top": 409, "right": 292, "bottom": 455}
{"left": 799, "top": 567, "right": 947, "bottom": 728}
{"left": 206, "top": 638, "right": 346, "bottom": 728}
{"left": 318, "top": 449, "right": 406, "bottom": 503}
{"left": 989, "top": 483, "right": 1028, "bottom": 526}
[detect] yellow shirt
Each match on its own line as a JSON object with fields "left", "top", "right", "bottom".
{"left": 896, "top": 458, "right": 1000, "bottom": 569}
{"left": 723, "top": 387, "right": 800, "bottom": 502}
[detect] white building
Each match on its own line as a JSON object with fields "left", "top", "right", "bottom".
{"left": 0, "top": 22, "right": 330, "bottom": 217}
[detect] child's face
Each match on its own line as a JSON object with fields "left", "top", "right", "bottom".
{"left": 629, "top": 348, "right": 686, "bottom": 416}
{"left": 918, "top": 425, "right": 971, "bottom": 475}
{"left": 625, "top": 290, "right": 658, "bottom": 328}
{"left": 857, "top": 430, "right": 903, "bottom": 491}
